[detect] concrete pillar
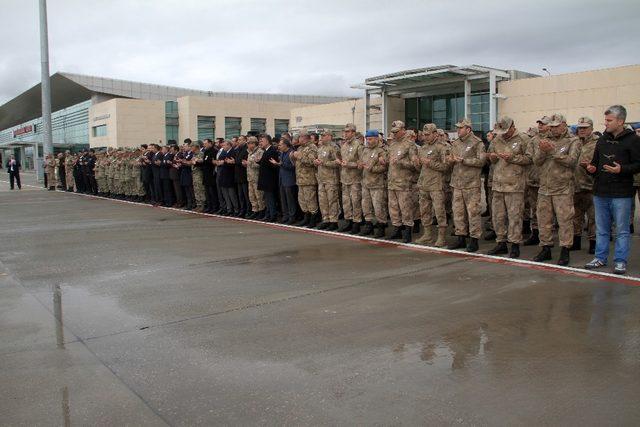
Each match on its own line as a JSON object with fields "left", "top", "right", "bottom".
{"left": 364, "top": 90, "right": 370, "bottom": 132}
{"left": 464, "top": 79, "right": 472, "bottom": 121}
{"left": 489, "top": 71, "right": 497, "bottom": 130}
{"left": 381, "top": 87, "right": 388, "bottom": 136}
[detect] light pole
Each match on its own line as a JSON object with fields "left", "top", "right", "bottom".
{"left": 39, "top": 0, "right": 53, "bottom": 158}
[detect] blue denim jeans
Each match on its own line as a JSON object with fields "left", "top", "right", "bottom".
{"left": 593, "top": 196, "right": 632, "bottom": 263}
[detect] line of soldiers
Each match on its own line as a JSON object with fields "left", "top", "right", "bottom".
{"left": 44, "top": 150, "right": 97, "bottom": 193}
{"left": 54, "top": 114, "right": 600, "bottom": 267}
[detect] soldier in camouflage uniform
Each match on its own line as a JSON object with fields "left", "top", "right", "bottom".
{"left": 532, "top": 113, "right": 581, "bottom": 266}
{"left": 292, "top": 131, "right": 319, "bottom": 227}
{"left": 245, "top": 137, "right": 264, "bottom": 218}
{"left": 314, "top": 130, "right": 341, "bottom": 231}
{"left": 64, "top": 152, "right": 75, "bottom": 191}
{"left": 573, "top": 116, "right": 598, "bottom": 254}
{"left": 360, "top": 129, "right": 388, "bottom": 238}
{"left": 94, "top": 154, "right": 104, "bottom": 195}
{"left": 191, "top": 141, "right": 206, "bottom": 211}
{"left": 486, "top": 117, "right": 533, "bottom": 258}
{"left": 44, "top": 154, "right": 58, "bottom": 191}
{"left": 413, "top": 123, "right": 450, "bottom": 247}
{"left": 523, "top": 116, "right": 551, "bottom": 246}
{"left": 386, "top": 120, "right": 418, "bottom": 243}
{"left": 338, "top": 123, "right": 364, "bottom": 233}
{"left": 446, "top": 118, "right": 486, "bottom": 252}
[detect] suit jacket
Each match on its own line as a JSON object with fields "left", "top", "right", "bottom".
{"left": 161, "top": 152, "right": 173, "bottom": 180}
{"left": 6, "top": 160, "right": 20, "bottom": 174}
{"left": 258, "top": 145, "right": 279, "bottom": 192}
{"left": 202, "top": 147, "right": 216, "bottom": 186}
{"left": 234, "top": 144, "right": 249, "bottom": 184}
{"left": 152, "top": 152, "right": 163, "bottom": 179}
{"left": 180, "top": 151, "right": 194, "bottom": 186}
{"left": 218, "top": 149, "right": 236, "bottom": 188}
{"left": 279, "top": 149, "right": 296, "bottom": 187}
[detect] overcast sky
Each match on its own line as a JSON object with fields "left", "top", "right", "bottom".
{"left": 1, "top": 0, "right": 638, "bottom": 104}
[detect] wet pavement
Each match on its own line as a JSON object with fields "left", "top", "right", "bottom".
{"left": 1, "top": 175, "right": 640, "bottom": 425}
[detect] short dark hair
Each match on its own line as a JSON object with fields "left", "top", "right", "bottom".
{"left": 184, "top": 138, "right": 192, "bottom": 144}
{"left": 259, "top": 134, "right": 272, "bottom": 143}
{"left": 140, "top": 144, "right": 148, "bottom": 149}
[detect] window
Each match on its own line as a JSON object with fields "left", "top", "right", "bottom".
{"left": 166, "top": 101, "right": 180, "bottom": 142}
{"left": 197, "top": 115, "right": 215, "bottom": 140}
{"left": 92, "top": 124, "right": 107, "bottom": 137}
{"left": 225, "top": 117, "right": 242, "bottom": 139}
{"left": 405, "top": 98, "right": 418, "bottom": 130}
{"left": 250, "top": 118, "right": 266, "bottom": 134}
{"left": 274, "top": 119, "right": 289, "bottom": 137}
{"left": 166, "top": 125, "right": 178, "bottom": 141}
{"left": 405, "top": 92, "right": 489, "bottom": 132}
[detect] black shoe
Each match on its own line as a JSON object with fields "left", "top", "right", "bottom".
{"left": 412, "top": 220, "right": 421, "bottom": 234}
{"left": 588, "top": 240, "right": 596, "bottom": 254}
{"left": 487, "top": 242, "right": 508, "bottom": 255}
{"left": 326, "top": 222, "right": 338, "bottom": 231}
{"left": 533, "top": 246, "right": 552, "bottom": 262}
{"left": 466, "top": 238, "right": 479, "bottom": 252}
{"left": 307, "top": 213, "right": 319, "bottom": 228}
{"left": 570, "top": 235, "right": 581, "bottom": 251}
{"left": 246, "top": 212, "right": 256, "bottom": 219}
{"left": 509, "top": 243, "right": 520, "bottom": 258}
{"left": 373, "top": 223, "right": 386, "bottom": 238}
{"left": 350, "top": 222, "right": 361, "bottom": 234}
{"left": 402, "top": 226, "right": 412, "bottom": 243}
{"left": 316, "top": 222, "right": 329, "bottom": 230}
{"left": 522, "top": 220, "right": 531, "bottom": 235}
{"left": 447, "top": 235, "right": 467, "bottom": 250}
{"left": 286, "top": 217, "right": 297, "bottom": 225}
{"left": 387, "top": 226, "right": 402, "bottom": 240}
{"left": 483, "top": 230, "right": 497, "bottom": 241}
{"left": 359, "top": 222, "right": 373, "bottom": 236}
{"left": 523, "top": 229, "right": 539, "bottom": 246}
{"left": 557, "top": 247, "right": 570, "bottom": 266}
{"left": 338, "top": 220, "right": 353, "bottom": 233}
{"left": 295, "top": 213, "right": 310, "bottom": 227}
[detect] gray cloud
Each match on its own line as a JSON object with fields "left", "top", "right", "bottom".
{"left": 1, "top": 0, "right": 639, "bottom": 105}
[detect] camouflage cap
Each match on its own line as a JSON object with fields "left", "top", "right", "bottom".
{"left": 576, "top": 116, "right": 594, "bottom": 128}
{"left": 548, "top": 113, "right": 567, "bottom": 127}
{"left": 321, "top": 129, "right": 333, "bottom": 136}
{"left": 298, "top": 128, "right": 309, "bottom": 136}
{"left": 493, "top": 116, "right": 514, "bottom": 135}
{"left": 455, "top": 118, "right": 472, "bottom": 128}
{"left": 422, "top": 123, "right": 437, "bottom": 134}
{"left": 536, "top": 115, "right": 551, "bottom": 125}
{"left": 343, "top": 123, "right": 357, "bottom": 132}
{"left": 390, "top": 120, "right": 405, "bottom": 133}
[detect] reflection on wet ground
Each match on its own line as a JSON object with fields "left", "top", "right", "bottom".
{"left": 1, "top": 177, "right": 640, "bottom": 425}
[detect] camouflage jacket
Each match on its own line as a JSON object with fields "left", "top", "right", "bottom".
{"left": 246, "top": 147, "right": 263, "bottom": 183}
{"left": 316, "top": 142, "right": 341, "bottom": 184}
{"left": 416, "top": 141, "right": 450, "bottom": 192}
{"left": 488, "top": 130, "right": 533, "bottom": 193}
{"left": 450, "top": 132, "right": 486, "bottom": 189}
{"left": 361, "top": 144, "right": 388, "bottom": 189}
{"left": 387, "top": 134, "right": 418, "bottom": 191}
{"left": 533, "top": 129, "right": 581, "bottom": 196}
{"left": 574, "top": 133, "right": 598, "bottom": 192}
{"left": 293, "top": 142, "right": 318, "bottom": 186}
{"left": 340, "top": 137, "right": 364, "bottom": 185}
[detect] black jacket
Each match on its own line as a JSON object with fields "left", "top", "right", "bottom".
{"left": 6, "top": 160, "right": 20, "bottom": 173}
{"left": 218, "top": 149, "right": 236, "bottom": 188}
{"left": 258, "top": 145, "right": 279, "bottom": 192}
{"left": 234, "top": 144, "right": 249, "bottom": 184}
{"left": 589, "top": 128, "right": 640, "bottom": 197}
{"left": 161, "top": 152, "right": 173, "bottom": 180}
{"left": 202, "top": 147, "right": 217, "bottom": 186}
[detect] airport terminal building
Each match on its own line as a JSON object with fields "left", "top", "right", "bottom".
{"left": 0, "top": 72, "right": 349, "bottom": 168}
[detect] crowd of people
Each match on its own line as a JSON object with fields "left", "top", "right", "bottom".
{"left": 42, "top": 104, "right": 640, "bottom": 274}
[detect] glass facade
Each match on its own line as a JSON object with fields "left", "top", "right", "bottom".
{"left": 0, "top": 100, "right": 91, "bottom": 148}
{"left": 274, "top": 119, "right": 289, "bottom": 137}
{"left": 405, "top": 92, "right": 490, "bottom": 133}
{"left": 165, "top": 101, "right": 179, "bottom": 143}
{"left": 225, "top": 117, "right": 242, "bottom": 139}
{"left": 197, "top": 115, "right": 215, "bottom": 141}
{"left": 92, "top": 124, "right": 107, "bottom": 137}
{"left": 250, "top": 118, "right": 266, "bottom": 134}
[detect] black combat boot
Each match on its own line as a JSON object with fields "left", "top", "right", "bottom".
{"left": 326, "top": 222, "right": 338, "bottom": 231}
{"left": 338, "top": 220, "right": 353, "bottom": 233}
{"left": 557, "top": 247, "right": 570, "bottom": 266}
{"left": 533, "top": 245, "right": 552, "bottom": 262}
{"left": 316, "top": 222, "right": 330, "bottom": 230}
{"left": 402, "top": 226, "right": 412, "bottom": 243}
{"left": 509, "top": 243, "right": 520, "bottom": 258}
{"left": 466, "top": 238, "right": 479, "bottom": 252}
{"left": 588, "top": 240, "right": 596, "bottom": 254}
{"left": 570, "top": 235, "right": 581, "bottom": 251}
{"left": 295, "top": 213, "right": 310, "bottom": 227}
{"left": 413, "top": 220, "right": 421, "bottom": 234}
{"left": 350, "top": 222, "right": 362, "bottom": 234}
{"left": 487, "top": 242, "right": 508, "bottom": 255}
{"left": 483, "top": 230, "right": 497, "bottom": 241}
{"left": 523, "top": 229, "right": 539, "bottom": 246}
{"left": 447, "top": 235, "right": 467, "bottom": 250}
{"left": 387, "top": 226, "right": 402, "bottom": 240}
{"left": 374, "top": 223, "right": 386, "bottom": 238}
{"left": 522, "top": 220, "right": 531, "bottom": 235}
{"left": 359, "top": 222, "right": 373, "bottom": 236}
{"left": 306, "top": 212, "right": 319, "bottom": 228}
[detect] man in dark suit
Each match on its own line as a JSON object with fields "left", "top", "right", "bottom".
{"left": 140, "top": 144, "right": 154, "bottom": 203}
{"left": 151, "top": 144, "right": 164, "bottom": 205}
{"left": 258, "top": 135, "right": 280, "bottom": 221}
{"left": 6, "top": 155, "right": 21, "bottom": 190}
{"left": 218, "top": 140, "right": 240, "bottom": 216}
{"left": 160, "top": 146, "right": 175, "bottom": 207}
{"left": 234, "top": 136, "right": 250, "bottom": 217}
{"left": 201, "top": 139, "right": 219, "bottom": 213}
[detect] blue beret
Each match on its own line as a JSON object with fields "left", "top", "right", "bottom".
{"left": 365, "top": 129, "right": 379, "bottom": 138}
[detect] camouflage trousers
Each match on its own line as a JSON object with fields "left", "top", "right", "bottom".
{"left": 97, "top": 178, "right": 106, "bottom": 193}
{"left": 193, "top": 171, "right": 205, "bottom": 207}
{"left": 135, "top": 177, "right": 145, "bottom": 197}
{"left": 573, "top": 190, "right": 595, "bottom": 239}
{"left": 298, "top": 185, "right": 318, "bottom": 214}
{"left": 537, "top": 193, "right": 574, "bottom": 248}
{"left": 388, "top": 189, "right": 415, "bottom": 227}
{"left": 122, "top": 179, "right": 132, "bottom": 196}
{"left": 525, "top": 185, "right": 539, "bottom": 230}
{"left": 419, "top": 190, "right": 447, "bottom": 228}
{"left": 411, "top": 183, "right": 420, "bottom": 220}
{"left": 362, "top": 186, "right": 388, "bottom": 224}
{"left": 318, "top": 183, "right": 340, "bottom": 222}
{"left": 66, "top": 171, "right": 74, "bottom": 190}
{"left": 248, "top": 180, "right": 264, "bottom": 212}
{"left": 341, "top": 183, "right": 362, "bottom": 222}
{"left": 491, "top": 191, "right": 524, "bottom": 244}
{"left": 452, "top": 187, "right": 482, "bottom": 239}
